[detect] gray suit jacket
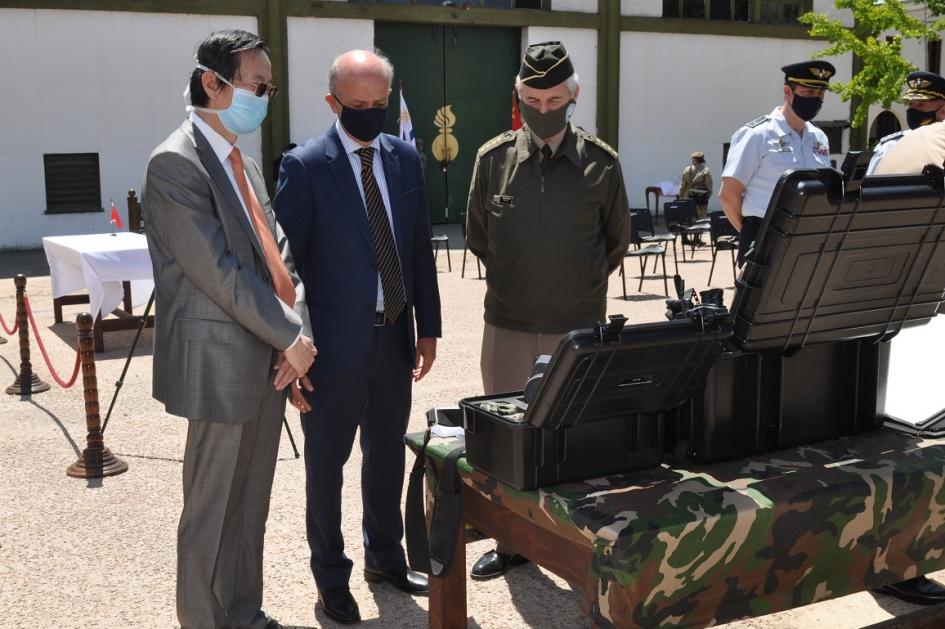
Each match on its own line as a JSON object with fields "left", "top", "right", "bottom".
{"left": 141, "top": 120, "right": 310, "bottom": 424}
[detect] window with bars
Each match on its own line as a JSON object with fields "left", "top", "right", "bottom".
{"left": 43, "top": 153, "right": 102, "bottom": 215}
{"left": 663, "top": 0, "right": 807, "bottom": 23}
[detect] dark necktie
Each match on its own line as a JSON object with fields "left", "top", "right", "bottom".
{"left": 355, "top": 147, "right": 406, "bottom": 323}
{"left": 540, "top": 144, "right": 554, "bottom": 177}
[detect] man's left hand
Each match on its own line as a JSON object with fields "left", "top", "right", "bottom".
{"left": 413, "top": 337, "right": 437, "bottom": 382}
{"left": 289, "top": 375, "right": 314, "bottom": 412}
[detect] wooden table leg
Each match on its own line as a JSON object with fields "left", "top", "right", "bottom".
{"left": 429, "top": 520, "right": 467, "bottom": 629}
{"left": 93, "top": 315, "right": 105, "bottom": 353}
{"left": 122, "top": 281, "right": 132, "bottom": 313}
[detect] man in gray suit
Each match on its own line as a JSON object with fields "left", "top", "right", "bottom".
{"left": 142, "top": 30, "right": 316, "bottom": 629}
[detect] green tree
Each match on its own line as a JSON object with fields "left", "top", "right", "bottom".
{"left": 801, "top": 1, "right": 945, "bottom": 148}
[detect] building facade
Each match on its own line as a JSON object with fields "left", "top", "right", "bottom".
{"left": 0, "top": 0, "right": 930, "bottom": 248}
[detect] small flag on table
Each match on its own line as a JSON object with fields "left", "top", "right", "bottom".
{"left": 399, "top": 86, "right": 416, "bottom": 148}
{"left": 511, "top": 84, "right": 523, "bottom": 131}
{"left": 109, "top": 199, "right": 124, "bottom": 230}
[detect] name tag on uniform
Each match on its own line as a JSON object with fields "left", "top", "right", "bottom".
{"left": 492, "top": 194, "right": 515, "bottom": 207}
{"left": 769, "top": 138, "right": 793, "bottom": 153}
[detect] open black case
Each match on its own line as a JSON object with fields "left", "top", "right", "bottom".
{"left": 457, "top": 164, "right": 945, "bottom": 489}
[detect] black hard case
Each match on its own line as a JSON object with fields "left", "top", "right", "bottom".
{"left": 676, "top": 168, "right": 944, "bottom": 463}
{"left": 460, "top": 317, "right": 730, "bottom": 490}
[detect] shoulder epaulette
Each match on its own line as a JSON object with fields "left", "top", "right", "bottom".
{"left": 878, "top": 130, "right": 905, "bottom": 145}
{"left": 745, "top": 115, "right": 771, "bottom": 129}
{"left": 578, "top": 129, "right": 619, "bottom": 159}
{"left": 477, "top": 130, "right": 516, "bottom": 157}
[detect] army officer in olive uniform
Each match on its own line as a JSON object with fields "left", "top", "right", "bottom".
{"left": 465, "top": 41, "right": 629, "bottom": 580}
{"left": 719, "top": 60, "right": 835, "bottom": 265}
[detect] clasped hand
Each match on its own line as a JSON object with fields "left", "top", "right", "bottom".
{"left": 274, "top": 335, "right": 316, "bottom": 412}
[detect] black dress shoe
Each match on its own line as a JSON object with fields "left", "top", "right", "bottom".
{"left": 317, "top": 587, "right": 361, "bottom": 624}
{"left": 264, "top": 620, "right": 284, "bottom": 629}
{"left": 471, "top": 549, "right": 529, "bottom": 580}
{"left": 364, "top": 565, "right": 429, "bottom": 595}
{"left": 876, "top": 576, "right": 945, "bottom": 605}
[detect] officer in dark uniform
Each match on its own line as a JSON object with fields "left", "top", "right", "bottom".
{"left": 719, "top": 60, "right": 834, "bottom": 265}
{"left": 867, "top": 71, "right": 945, "bottom": 175}
{"left": 465, "top": 41, "right": 629, "bottom": 580}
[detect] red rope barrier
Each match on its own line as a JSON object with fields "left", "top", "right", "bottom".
{"left": 0, "top": 311, "right": 16, "bottom": 335}
{"left": 22, "top": 295, "right": 81, "bottom": 388}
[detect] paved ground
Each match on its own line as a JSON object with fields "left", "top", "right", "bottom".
{"left": 0, "top": 232, "right": 941, "bottom": 628}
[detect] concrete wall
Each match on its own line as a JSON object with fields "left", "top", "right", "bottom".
{"left": 554, "top": 0, "right": 597, "bottom": 13}
{"left": 287, "top": 17, "right": 374, "bottom": 146}
{"left": 0, "top": 9, "right": 260, "bottom": 249}
{"left": 523, "top": 26, "right": 598, "bottom": 135}
{"left": 619, "top": 31, "right": 852, "bottom": 210}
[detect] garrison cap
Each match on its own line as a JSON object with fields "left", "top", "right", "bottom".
{"left": 781, "top": 60, "right": 835, "bottom": 90}
{"left": 519, "top": 41, "right": 574, "bottom": 89}
{"left": 904, "top": 71, "right": 945, "bottom": 102}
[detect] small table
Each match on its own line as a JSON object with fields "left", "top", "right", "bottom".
{"left": 407, "top": 428, "right": 945, "bottom": 628}
{"left": 42, "top": 233, "right": 154, "bottom": 352}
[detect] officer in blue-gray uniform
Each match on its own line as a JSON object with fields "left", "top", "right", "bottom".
{"left": 866, "top": 71, "right": 945, "bottom": 175}
{"left": 718, "top": 60, "right": 834, "bottom": 265}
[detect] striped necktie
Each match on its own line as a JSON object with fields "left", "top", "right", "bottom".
{"left": 355, "top": 147, "right": 406, "bottom": 323}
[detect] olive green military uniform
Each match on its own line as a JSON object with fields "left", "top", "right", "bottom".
{"left": 679, "top": 162, "right": 713, "bottom": 218}
{"left": 466, "top": 123, "right": 629, "bottom": 392}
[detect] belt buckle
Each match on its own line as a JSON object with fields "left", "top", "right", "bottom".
{"left": 374, "top": 312, "right": 385, "bottom": 327}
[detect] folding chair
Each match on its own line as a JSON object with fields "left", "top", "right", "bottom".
{"left": 619, "top": 212, "right": 669, "bottom": 298}
{"left": 707, "top": 211, "right": 739, "bottom": 286}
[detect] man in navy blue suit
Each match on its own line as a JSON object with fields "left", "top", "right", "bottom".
{"left": 274, "top": 49, "right": 441, "bottom": 625}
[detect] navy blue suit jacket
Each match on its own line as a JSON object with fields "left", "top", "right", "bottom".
{"left": 274, "top": 124, "right": 442, "bottom": 384}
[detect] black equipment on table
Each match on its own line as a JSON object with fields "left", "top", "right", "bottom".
{"left": 445, "top": 163, "right": 945, "bottom": 488}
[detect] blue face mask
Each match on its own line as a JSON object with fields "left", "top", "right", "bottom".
{"left": 193, "top": 63, "right": 269, "bottom": 135}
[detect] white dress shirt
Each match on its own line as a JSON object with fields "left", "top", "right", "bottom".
{"left": 334, "top": 119, "right": 400, "bottom": 313}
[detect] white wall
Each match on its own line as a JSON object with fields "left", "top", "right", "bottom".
{"left": 554, "top": 0, "right": 597, "bottom": 13}
{"left": 523, "top": 27, "right": 598, "bottom": 135}
{"left": 0, "top": 9, "right": 260, "bottom": 249}
{"left": 622, "top": 0, "right": 661, "bottom": 17}
{"left": 287, "top": 17, "right": 374, "bottom": 145}
{"left": 619, "top": 31, "right": 852, "bottom": 210}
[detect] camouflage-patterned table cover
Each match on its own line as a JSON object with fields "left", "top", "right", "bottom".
{"left": 406, "top": 428, "right": 945, "bottom": 628}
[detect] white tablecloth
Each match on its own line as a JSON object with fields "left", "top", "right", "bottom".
{"left": 658, "top": 181, "right": 681, "bottom": 196}
{"left": 42, "top": 233, "right": 154, "bottom": 320}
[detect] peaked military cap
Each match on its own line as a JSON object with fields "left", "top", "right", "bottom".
{"left": 519, "top": 41, "right": 574, "bottom": 89}
{"left": 781, "top": 60, "right": 835, "bottom": 89}
{"left": 904, "top": 71, "right": 945, "bottom": 102}
{"left": 691, "top": 151, "right": 705, "bottom": 159}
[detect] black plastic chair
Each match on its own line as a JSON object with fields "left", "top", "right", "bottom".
{"left": 630, "top": 208, "right": 679, "bottom": 274}
{"left": 431, "top": 234, "right": 452, "bottom": 272}
{"left": 620, "top": 212, "right": 668, "bottom": 297}
{"left": 459, "top": 211, "right": 482, "bottom": 279}
{"left": 707, "top": 211, "right": 739, "bottom": 285}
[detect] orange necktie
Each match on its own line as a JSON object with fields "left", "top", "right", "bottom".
{"left": 228, "top": 147, "right": 296, "bottom": 307}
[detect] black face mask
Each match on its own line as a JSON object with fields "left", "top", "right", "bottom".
{"left": 789, "top": 92, "right": 823, "bottom": 122}
{"left": 520, "top": 99, "right": 576, "bottom": 140}
{"left": 333, "top": 95, "right": 388, "bottom": 142}
{"left": 907, "top": 107, "right": 937, "bottom": 129}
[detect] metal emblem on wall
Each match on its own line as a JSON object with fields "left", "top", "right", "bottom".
{"left": 433, "top": 105, "right": 458, "bottom": 162}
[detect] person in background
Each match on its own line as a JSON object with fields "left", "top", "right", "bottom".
{"left": 866, "top": 71, "right": 945, "bottom": 175}
{"left": 678, "top": 150, "right": 713, "bottom": 218}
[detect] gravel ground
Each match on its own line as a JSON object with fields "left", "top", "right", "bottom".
{"left": 0, "top": 235, "right": 941, "bottom": 628}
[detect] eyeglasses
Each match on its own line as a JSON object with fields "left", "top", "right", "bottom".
{"left": 234, "top": 76, "right": 278, "bottom": 100}
{"left": 196, "top": 62, "right": 278, "bottom": 100}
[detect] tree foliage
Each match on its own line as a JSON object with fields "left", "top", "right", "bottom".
{"left": 800, "top": 0, "right": 945, "bottom": 128}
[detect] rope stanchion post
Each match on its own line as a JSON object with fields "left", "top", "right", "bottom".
{"left": 67, "top": 312, "right": 128, "bottom": 479}
{"left": 5, "top": 274, "right": 50, "bottom": 396}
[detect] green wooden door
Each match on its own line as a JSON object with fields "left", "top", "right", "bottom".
{"left": 375, "top": 23, "right": 520, "bottom": 223}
